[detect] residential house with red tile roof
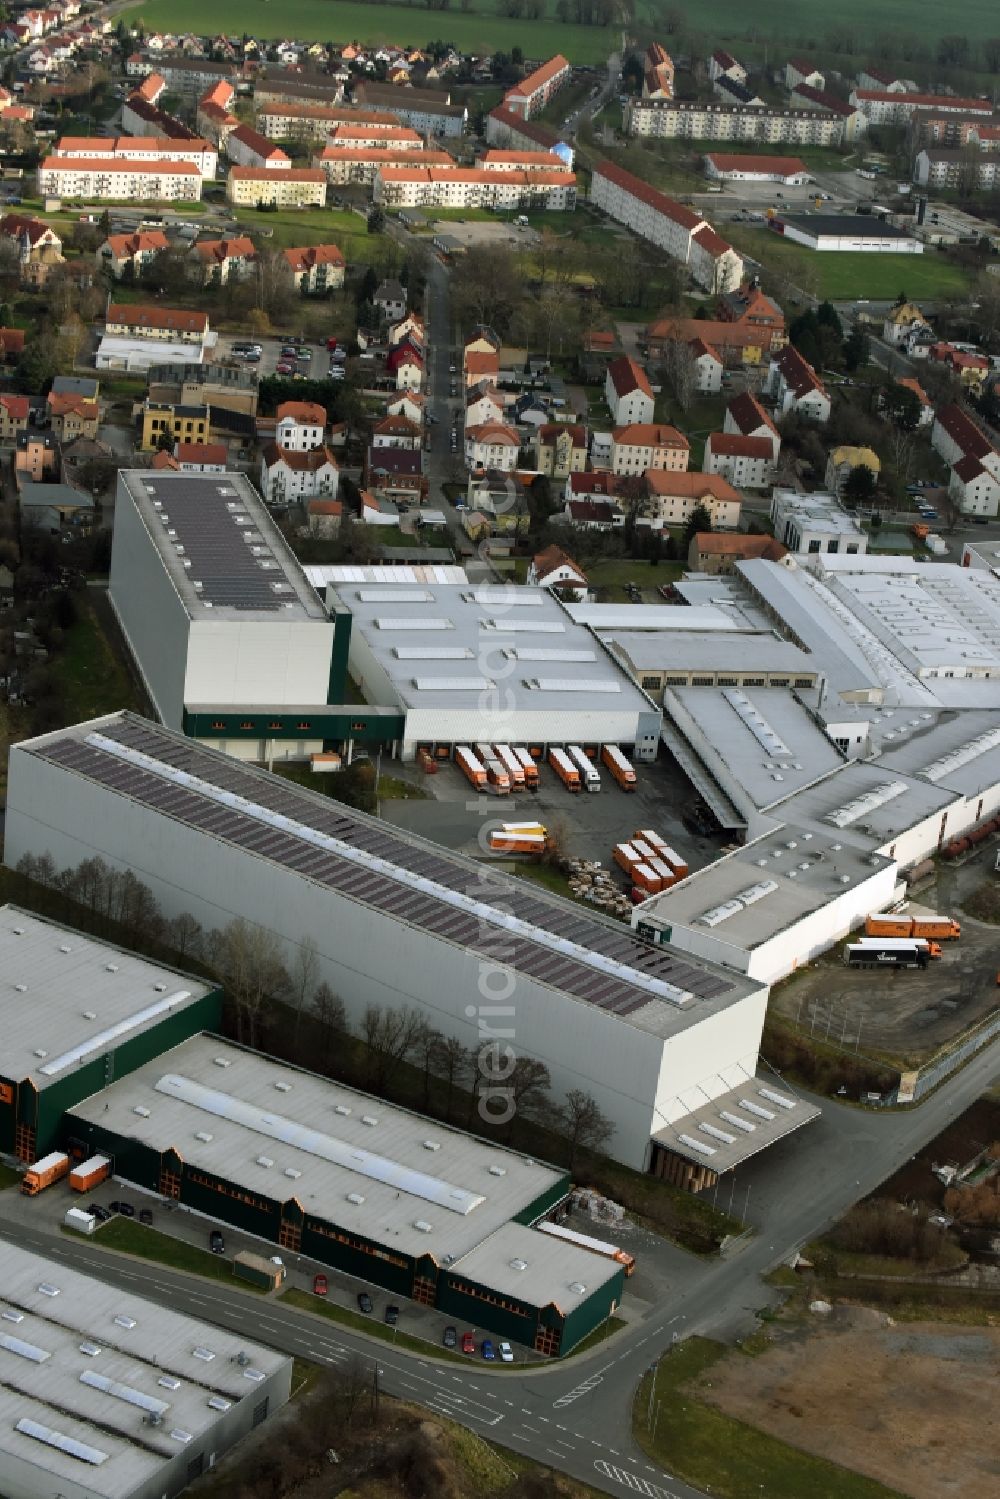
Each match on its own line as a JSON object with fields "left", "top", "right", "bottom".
{"left": 605, "top": 356, "right": 654, "bottom": 425}
{"left": 767, "top": 345, "right": 830, "bottom": 421}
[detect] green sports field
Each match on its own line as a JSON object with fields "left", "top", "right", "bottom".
{"left": 728, "top": 225, "right": 971, "bottom": 302}
{"left": 131, "top": 0, "right": 1000, "bottom": 59}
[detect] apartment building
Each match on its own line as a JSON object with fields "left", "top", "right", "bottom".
{"left": 626, "top": 97, "right": 847, "bottom": 147}
{"left": 52, "top": 133, "right": 216, "bottom": 179}
{"left": 257, "top": 104, "right": 400, "bottom": 143}
{"left": 97, "top": 228, "right": 169, "bottom": 278}
{"left": 38, "top": 156, "right": 202, "bottom": 200}
{"left": 590, "top": 160, "right": 743, "bottom": 293}
{"left": 139, "top": 399, "right": 209, "bottom": 450}
{"left": 0, "top": 392, "right": 29, "bottom": 442}
{"left": 643, "top": 42, "right": 675, "bottom": 99}
{"left": 791, "top": 85, "right": 867, "bottom": 141}
{"left": 226, "top": 124, "right": 291, "bottom": 170}
{"left": 913, "top": 148, "right": 1000, "bottom": 191}
{"left": 851, "top": 89, "right": 994, "bottom": 125}
{"left": 327, "top": 122, "right": 424, "bottom": 151}
{"left": 485, "top": 105, "right": 574, "bottom": 167}
{"left": 107, "top": 304, "right": 209, "bottom": 345}
{"left": 502, "top": 54, "right": 571, "bottom": 120}
{"left": 47, "top": 387, "right": 99, "bottom": 440}
{"left": 785, "top": 58, "right": 825, "bottom": 92}
{"left": 353, "top": 80, "right": 467, "bottom": 137}
{"left": 153, "top": 54, "right": 240, "bottom": 98}
{"left": 122, "top": 95, "right": 203, "bottom": 143}
{"left": 192, "top": 235, "right": 257, "bottom": 285}
{"left": 260, "top": 442, "right": 340, "bottom": 507}
{"left": 282, "top": 243, "right": 346, "bottom": 293}
{"left": 610, "top": 423, "right": 689, "bottom": 475}
{"left": 702, "top": 432, "right": 776, "bottom": 490}
{"left": 226, "top": 168, "right": 326, "bottom": 207}
{"left": 643, "top": 469, "right": 740, "bottom": 529}
{"left": 314, "top": 146, "right": 453, "bottom": 186}
{"left": 464, "top": 421, "right": 520, "bottom": 471}
{"left": 374, "top": 165, "right": 576, "bottom": 211}
{"left": 605, "top": 356, "right": 655, "bottom": 425}
{"left": 478, "top": 149, "right": 572, "bottom": 174}
{"left": 767, "top": 345, "right": 831, "bottom": 421}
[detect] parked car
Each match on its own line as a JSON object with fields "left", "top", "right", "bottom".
{"left": 499, "top": 1342, "right": 514, "bottom": 1363}
{"left": 138, "top": 1208, "right": 153, "bottom": 1225}
{"left": 87, "top": 1203, "right": 112, "bottom": 1222}
{"left": 461, "top": 1331, "right": 476, "bottom": 1355}
{"left": 118, "top": 1202, "right": 135, "bottom": 1218}
{"left": 209, "top": 1229, "right": 225, "bottom": 1254}
{"left": 481, "top": 1339, "right": 495, "bottom": 1360}
{"left": 384, "top": 1304, "right": 399, "bottom": 1327}
{"left": 443, "top": 1325, "right": 457, "bottom": 1349}
{"left": 357, "top": 1292, "right": 373, "bottom": 1314}
{"left": 313, "top": 1274, "right": 328, "bottom": 1296}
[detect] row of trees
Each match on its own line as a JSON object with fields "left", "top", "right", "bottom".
{"left": 13, "top": 852, "right": 615, "bottom": 1170}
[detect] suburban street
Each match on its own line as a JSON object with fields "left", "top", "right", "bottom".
{"left": 3, "top": 1036, "right": 996, "bottom": 1498}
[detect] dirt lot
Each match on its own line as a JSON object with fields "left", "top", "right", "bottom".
{"left": 699, "top": 1309, "right": 1000, "bottom": 1499}
{"left": 769, "top": 848, "right": 1000, "bottom": 1064}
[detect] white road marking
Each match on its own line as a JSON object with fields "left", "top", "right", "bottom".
{"left": 593, "top": 1460, "right": 682, "bottom": 1498}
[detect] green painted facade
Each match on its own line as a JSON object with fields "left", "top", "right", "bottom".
{"left": 1, "top": 988, "right": 222, "bottom": 1161}
{"left": 182, "top": 706, "right": 405, "bottom": 744}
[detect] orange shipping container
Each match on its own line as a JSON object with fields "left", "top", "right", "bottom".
{"left": 613, "top": 842, "right": 640, "bottom": 873}
{"left": 69, "top": 1154, "right": 112, "bottom": 1193}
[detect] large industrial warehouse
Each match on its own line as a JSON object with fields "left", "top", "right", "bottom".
{"left": 330, "top": 577, "right": 663, "bottom": 762}
{"left": 0, "top": 1241, "right": 290, "bottom": 1499}
{"left": 65, "top": 1034, "right": 623, "bottom": 1357}
{"left": 2, "top": 712, "right": 820, "bottom": 1184}
{"left": 0, "top": 906, "right": 221, "bottom": 1162}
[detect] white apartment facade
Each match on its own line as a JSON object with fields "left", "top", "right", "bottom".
{"left": 226, "top": 168, "right": 327, "bottom": 206}
{"left": 38, "top": 156, "right": 202, "bottom": 200}
{"left": 590, "top": 161, "right": 743, "bottom": 293}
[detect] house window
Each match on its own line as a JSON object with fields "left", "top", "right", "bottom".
{"left": 351, "top": 720, "right": 367, "bottom": 731}
{"left": 252, "top": 1399, "right": 269, "bottom": 1428}
{"left": 640, "top": 675, "right": 660, "bottom": 690}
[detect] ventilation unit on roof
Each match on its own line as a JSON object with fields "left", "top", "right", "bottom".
{"left": 414, "top": 1220, "right": 433, "bottom": 1233}
{"left": 2, "top": 1311, "right": 23, "bottom": 1324}
{"left": 256, "top": 1156, "right": 274, "bottom": 1169}
{"left": 133, "top": 1106, "right": 150, "bottom": 1118}
{"left": 422, "top": 1140, "right": 440, "bottom": 1152}
{"left": 569, "top": 1281, "right": 587, "bottom": 1294}
{"left": 284, "top": 1167, "right": 301, "bottom": 1180}
{"left": 195, "top": 1130, "right": 213, "bottom": 1144}
{"left": 208, "top": 1397, "right": 232, "bottom": 1412}
{"left": 79, "top": 1342, "right": 101, "bottom": 1357}
{"left": 347, "top": 1192, "right": 365, "bottom": 1206}
{"left": 242, "top": 1368, "right": 266, "bottom": 1383}
{"left": 170, "top": 1429, "right": 193, "bottom": 1444}
{"left": 106, "top": 963, "right": 118, "bottom": 973}
{"left": 59, "top": 944, "right": 71, "bottom": 954}
{"left": 192, "top": 1347, "right": 215, "bottom": 1362}
{"left": 15, "top": 985, "right": 27, "bottom": 994}
{"left": 509, "top": 1258, "right": 528, "bottom": 1271}
{"left": 488, "top": 1165, "right": 506, "bottom": 1177}
{"left": 213, "top": 1056, "right": 231, "bottom": 1068}
{"left": 82, "top": 1010, "right": 97, "bottom": 1021}
{"left": 274, "top": 1081, "right": 292, "bottom": 1092}
{"left": 113, "top": 1315, "right": 135, "bottom": 1329}
{"left": 361, "top": 1115, "right": 378, "bottom": 1127}
{"left": 154, "top": 983, "right": 166, "bottom": 993}
{"left": 11, "top": 926, "right": 24, "bottom": 935}
{"left": 334, "top": 1104, "right": 351, "bottom": 1116}
{"left": 158, "top": 1375, "right": 180, "bottom": 1391}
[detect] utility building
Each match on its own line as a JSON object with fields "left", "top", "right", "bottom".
{"left": 4, "top": 713, "right": 783, "bottom": 1183}
{"left": 0, "top": 1240, "right": 290, "bottom": 1499}
{"left": 66, "top": 1035, "right": 622, "bottom": 1357}
{"left": 0, "top": 906, "right": 220, "bottom": 1163}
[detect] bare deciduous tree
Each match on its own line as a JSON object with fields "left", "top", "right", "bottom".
{"left": 290, "top": 933, "right": 319, "bottom": 1045}
{"left": 430, "top": 1034, "right": 469, "bottom": 1121}
{"left": 659, "top": 336, "right": 698, "bottom": 412}
{"left": 505, "top": 1056, "right": 552, "bottom": 1139}
{"left": 362, "top": 1003, "right": 426, "bottom": 1093}
{"left": 310, "top": 981, "right": 347, "bottom": 1072}
{"left": 212, "top": 918, "right": 290, "bottom": 1049}
{"left": 557, "top": 1089, "right": 615, "bottom": 1169}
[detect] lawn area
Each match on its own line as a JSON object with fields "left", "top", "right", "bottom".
{"left": 0, "top": 1163, "right": 21, "bottom": 1190}
{"left": 49, "top": 595, "right": 146, "bottom": 725}
{"left": 585, "top": 556, "right": 684, "bottom": 600}
{"left": 80, "top": 1218, "right": 267, "bottom": 1291}
{"left": 131, "top": 0, "right": 617, "bottom": 64}
{"left": 634, "top": 1339, "right": 902, "bottom": 1499}
{"left": 228, "top": 204, "right": 380, "bottom": 260}
{"left": 729, "top": 225, "right": 972, "bottom": 301}
{"left": 634, "top": 0, "right": 999, "bottom": 45}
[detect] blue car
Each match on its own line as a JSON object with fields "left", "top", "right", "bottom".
{"left": 481, "top": 1338, "right": 495, "bottom": 1360}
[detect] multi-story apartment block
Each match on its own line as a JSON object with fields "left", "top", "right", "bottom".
{"left": 107, "top": 305, "right": 209, "bottom": 345}
{"left": 97, "top": 229, "right": 169, "bottom": 278}
{"left": 610, "top": 423, "right": 689, "bottom": 475}
{"left": 626, "top": 97, "right": 849, "bottom": 146}
{"left": 257, "top": 104, "right": 399, "bottom": 143}
{"left": 225, "top": 124, "right": 290, "bottom": 170}
{"left": 590, "top": 161, "right": 743, "bottom": 293}
{"left": 374, "top": 165, "right": 576, "bottom": 211}
{"left": 281, "top": 244, "right": 346, "bottom": 293}
{"left": 501, "top": 54, "right": 571, "bottom": 120}
{"left": 225, "top": 168, "right": 326, "bottom": 207}
{"left": 485, "top": 106, "right": 574, "bottom": 167}
{"left": 52, "top": 134, "right": 217, "bottom": 179}
{"left": 851, "top": 89, "right": 994, "bottom": 126}
{"left": 353, "top": 81, "right": 466, "bottom": 137}
{"left": 314, "top": 146, "right": 453, "bottom": 186}
{"left": 38, "top": 156, "right": 202, "bottom": 200}
{"left": 913, "top": 149, "right": 1000, "bottom": 191}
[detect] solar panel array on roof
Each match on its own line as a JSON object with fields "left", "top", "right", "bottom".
{"left": 139, "top": 477, "right": 289, "bottom": 611}
{"left": 33, "top": 720, "right": 735, "bottom": 1020}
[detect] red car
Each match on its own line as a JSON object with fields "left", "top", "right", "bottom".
{"left": 312, "top": 1274, "right": 328, "bottom": 1297}
{"left": 461, "top": 1331, "right": 475, "bottom": 1355}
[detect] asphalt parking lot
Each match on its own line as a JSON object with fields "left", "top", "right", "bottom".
{"left": 379, "top": 752, "right": 727, "bottom": 883}
{"left": 427, "top": 218, "right": 539, "bottom": 249}
{"left": 213, "top": 334, "right": 332, "bottom": 379}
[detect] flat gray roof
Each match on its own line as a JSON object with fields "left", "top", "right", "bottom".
{"left": 70, "top": 1035, "right": 564, "bottom": 1265}
{"left": 641, "top": 822, "right": 893, "bottom": 950}
{"left": 450, "top": 1222, "right": 621, "bottom": 1315}
{"left": 651, "top": 1073, "right": 821, "bottom": 1172}
{"left": 611, "top": 631, "right": 815, "bottom": 676}
{"left": 665, "top": 684, "right": 845, "bottom": 811}
{"left": 22, "top": 714, "right": 756, "bottom": 1041}
{"left": 768, "top": 758, "right": 958, "bottom": 849}
{"left": 118, "top": 469, "right": 326, "bottom": 623}
{"left": 0, "top": 906, "right": 212, "bottom": 1090}
{"left": 567, "top": 602, "right": 759, "bottom": 632}
{"left": 337, "top": 582, "right": 657, "bottom": 717}
{"left": 877, "top": 709, "right": 1000, "bottom": 799}
{"left": 0, "top": 1240, "right": 288, "bottom": 1499}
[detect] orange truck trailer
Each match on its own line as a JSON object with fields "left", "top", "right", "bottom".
{"left": 865, "top": 913, "right": 961, "bottom": 940}
{"left": 513, "top": 747, "right": 540, "bottom": 789}
{"left": 69, "top": 1154, "right": 112, "bottom": 1193}
{"left": 21, "top": 1151, "right": 70, "bottom": 1196}
{"left": 493, "top": 744, "right": 526, "bottom": 791}
{"left": 601, "top": 744, "right": 637, "bottom": 790}
{"left": 455, "top": 745, "right": 487, "bottom": 790}
{"left": 548, "top": 747, "right": 581, "bottom": 791}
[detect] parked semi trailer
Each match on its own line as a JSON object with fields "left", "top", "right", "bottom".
{"left": 21, "top": 1151, "right": 70, "bottom": 1196}
{"left": 69, "top": 1154, "right": 111, "bottom": 1193}
{"left": 865, "top": 913, "right": 961, "bottom": 940}
{"left": 455, "top": 745, "right": 487, "bottom": 790}
{"left": 548, "top": 747, "right": 581, "bottom": 791}
{"left": 513, "top": 747, "right": 540, "bottom": 789}
{"left": 601, "top": 744, "right": 637, "bottom": 790}
{"left": 845, "top": 940, "right": 930, "bottom": 969}
{"left": 567, "top": 745, "right": 601, "bottom": 792}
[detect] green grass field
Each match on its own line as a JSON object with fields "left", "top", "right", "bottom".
{"left": 132, "top": 0, "right": 616, "bottom": 64}
{"left": 730, "top": 226, "right": 972, "bottom": 301}
{"left": 633, "top": 0, "right": 1000, "bottom": 45}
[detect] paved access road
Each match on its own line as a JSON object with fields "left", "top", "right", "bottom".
{"left": 4, "top": 1033, "right": 997, "bottom": 1498}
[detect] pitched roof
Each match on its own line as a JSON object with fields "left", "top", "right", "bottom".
{"left": 228, "top": 123, "right": 289, "bottom": 160}
{"left": 107, "top": 303, "right": 208, "bottom": 334}
{"left": 504, "top": 53, "right": 569, "bottom": 102}
{"left": 792, "top": 83, "right": 855, "bottom": 117}
{"left": 538, "top": 423, "right": 586, "bottom": 443}
{"left": 47, "top": 390, "right": 98, "bottom": 419}
{"left": 532, "top": 543, "right": 586, "bottom": 582}
{"left": 177, "top": 441, "right": 227, "bottom": 464}
{"left": 0, "top": 393, "right": 29, "bottom": 419}
{"left": 896, "top": 376, "right": 932, "bottom": 408}
{"left": 282, "top": 243, "right": 345, "bottom": 272}
{"left": 227, "top": 167, "right": 326, "bottom": 183}
{"left": 465, "top": 422, "right": 519, "bottom": 445}
{"left": 607, "top": 354, "right": 653, "bottom": 400}
{"left": 263, "top": 441, "right": 338, "bottom": 472}
{"left": 644, "top": 470, "right": 739, "bottom": 502}
{"left": 194, "top": 235, "right": 255, "bottom": 263}
{"left": 612, "top": 423, "right": 689, "bottom": 448}
{"left": 727, "top": 391, "right": 780, "bottom": 438}
{"left": 953, "top": 454, "right": 995, "bottom": 484}
{"left": 0, "top": 213, "right": 59, "bottom": 247}
{"left": 933, "top": 403, "right": 992, "bottom": 460}
{"left": 567, "top": 498, "right": 620, "bottom": 522}
{"left": 705, "top": 152, "right": 808, "bottom": 176}
{"left": 689, "top": 336, "right": 723, "bottom": 363}
{"left": 693, "top": 532, "right": 787, "bottom": 560}
{"left": 151, "top": 448, "right": 180, "bottom": 469}
{"left": 276, "top": 400, "right": 326, "bottom": 425}
{"left": 105, "top": 229, "right": 169, "bottom": 256}
{"left": 593, "top": 159, "right": 702, "bottom": 232}
{"left": 374, "top": 413, "right": 421, "bottom": 438}
{"left": 486, "top": 105, "right": 565, "bottom": 151}
{"left": 707, "top": 432, "right": 775, "bottom": 459}
{"left": 567, "top": 472, "right": 622, "bottom": 497}
{"left": 773, "top": 344, "right": 827, "bottom": 400}
{"left": 42, "top": 155, "right": 201, "bottom": 176}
